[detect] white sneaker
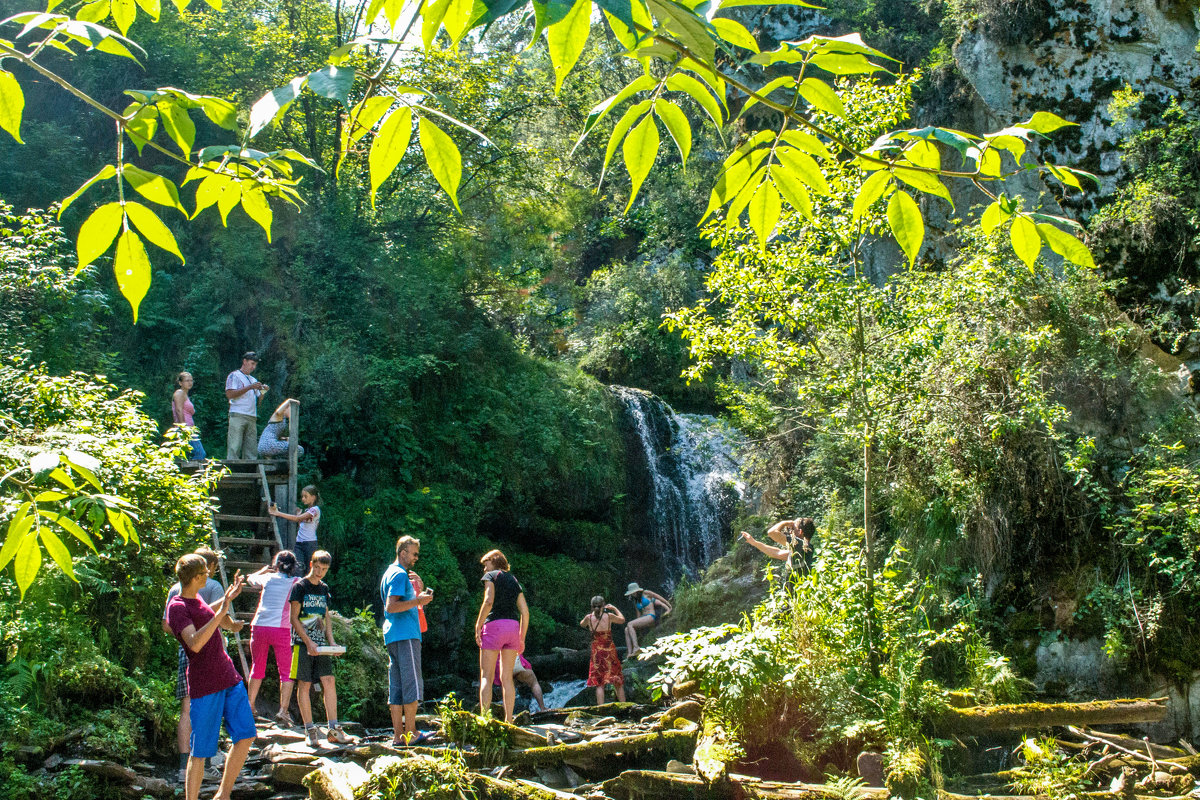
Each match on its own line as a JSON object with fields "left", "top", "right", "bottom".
{"left": 306, "top": 727, "right": 322, "bottom": 748}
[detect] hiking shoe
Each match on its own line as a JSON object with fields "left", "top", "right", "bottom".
{"left": 326, "top": 726, "right": 352, "bottom": 744}
{"left": 274, "top": 711, "right": 295, "bottom": 727}
{"left": 306, "top": 727, "right": 322, "bottom": 748}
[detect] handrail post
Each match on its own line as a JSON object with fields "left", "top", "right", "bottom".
{"left": 287, "top": 398, "right": 299, "bottom": 548}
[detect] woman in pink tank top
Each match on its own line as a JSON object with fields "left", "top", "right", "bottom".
{"left": 171, "top": 371, "right": 206, "bottom": 461}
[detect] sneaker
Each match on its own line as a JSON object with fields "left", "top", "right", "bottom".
{"left": 326, "top": 726, "right": 352, "bottom": 744}
{"left": 306, "top": 727, "right": 322, "bottom": 748}
{"left": 178, "top": 767, "right": 186, "bottom": 785}
{"left": 274, "top": 711, "right": 295, "bottom": 727}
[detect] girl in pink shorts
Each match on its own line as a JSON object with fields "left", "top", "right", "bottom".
{"left": 246, "top": 550, "right": 299, "bottom": 724}
{"left": 473, "top": 549, "right": 529, "bottom": 723}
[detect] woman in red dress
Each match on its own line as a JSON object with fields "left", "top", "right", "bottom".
{"left": 581, "top": 595, "right": 626, "bottom": 704}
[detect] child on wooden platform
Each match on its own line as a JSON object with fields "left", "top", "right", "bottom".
{"left": 581, "top": 595, "right": 626, "bottom": 704}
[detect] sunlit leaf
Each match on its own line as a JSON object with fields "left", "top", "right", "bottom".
{"left": 665, "top": 73, "right": 724, "bottom": 131}
{"left": 75, "top": 0, "right": 109, "bottom": 23}
{"left": 39, "top": 526, "right": 75, "bottom": 581}
{"left": 780, "top": 129, "right": 833, "bottom": 161}
{"left": 0, "top": 70, "right": 25, "bottom": 143}
{"left": 369, "top": 105, "right": 413, "bottom": 207}
{"left": 1037, "top": 222, "right": 1095, "bottom": 268}
{"left": 623, "top": 113, "right": 660, "bottom": 211}
{"left": 851, "top": 170, "right": 891, "bottom": 223}
{"left": 47, "top": 513, "right": 96, "bottom": 552}
{"left": 726, "top": 165, "right": 767, "bottom": 226}
{"left": 124, "top": 201, "right": 184, "bottom": 262}
{"left": 1010, "top": 214, "right": 1040, "bottom": 271}
{"left": 1022, "top": 111, "right": 1076, "bottom": 135}
{"left": 76, "top": 202, "right": 124, "bottom": 270}
{"left": 887, "top": 189, "right": 923, "bottom": 267}
{"left": 14, "top": 531, "right": 41, "bottom": 599}
{"left": 654, "top": 99, "right": 691, "bottom": 165}
{"left": 576, "top": 75, "right": 656, "bottom": 151}
{"left": 893, "top": 166, "right": 953, "bottom": 208}
{"left": 771, "top": 165, "right": 811, "bottom": 219}
{"left": 198, "top": 96, "right": 237, "bottom": 130}
{"left": 156, "top": 99, "right": 196, "bottom": 156}
{"left": 110, "top": 0, "right": 135, "bottom": 34}
{"left": 419, "top": 116, "right": 463, "bottom": 213}
{"left": 106, "top": 507, "right": 137, "bottom": 543}
{"left": 775, "top": 147, "right": 829, "bottom": 195}
{"left": 796, "top": 76, "right": 843, "bottom": 118}
{"left": 747, "top": 180, "right": 780, "bottom": 249}
{"left": 124, "top": 105, "right": 157, "bottom": 154}
{"left": 980, "top": 201, "right": 1009, "bottom": 236}
{"left": 114, "top": 228, "right": 152, "bottom": 320}
{"left": 306, "top": 65, "right": 355, "bottom": 106}
{"left": 0, "top": 505, "right": 34, "bottom": 572}
{"left": 710, "top": 16, "right": 758, "bottom": 52}
{"left": 546, "top": 0, "right": 590, "bottom": 93}
{"left": 123, "top": 164, "right": 186, "bottom": 212}
{"left": 602, "top": 99, "right": 651, "bottom": 181}
{"left": 807, "top": 51, "right": 888, "bottom": 76}
{"left": 646, "top": 0, "right": 715, "bottom": 66}
{"left": 59, "top": 164, "right": 117, "bottom": 219}
{"left": 249, "top": 76, "right": 306, "bottom": 138}
{"left": 133, "top": 0, "right": 160, "bottom": 20}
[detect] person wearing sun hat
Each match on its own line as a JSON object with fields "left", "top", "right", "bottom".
{"left": 623, "top": 582, "right": 671, "bottom": 659}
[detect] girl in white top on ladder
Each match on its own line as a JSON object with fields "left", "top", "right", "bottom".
{"left": 270, "top": 486, "right": 321, "bottom": 571}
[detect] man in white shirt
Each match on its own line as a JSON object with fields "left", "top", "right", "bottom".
{"left": 225, "top": 352, "right": 268, "bottom": 459}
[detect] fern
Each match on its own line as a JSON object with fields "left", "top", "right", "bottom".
{"left": 825, "top": 775, "right": 868, "bottom": 800}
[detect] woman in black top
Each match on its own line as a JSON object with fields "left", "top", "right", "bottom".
{"left": 473, "top": 549, "right": 529, "bottom": 723}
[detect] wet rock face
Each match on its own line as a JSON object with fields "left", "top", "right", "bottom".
{"left": 954, "top": 0, "right": 1200, "bottom": 204}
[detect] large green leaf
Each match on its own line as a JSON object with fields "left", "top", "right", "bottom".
{"left": 124, "top": 201, "right": 184, "bottom": 262}
{"left": 887, "top": 189, "right": 923, "bottom": 267}
{"left": 780, "top": 129, "right": 832, "bottom": 161}
{"left": 654, "top": 99, "right": 691, "bottom": 165}
{"left": 369, "top": 105, "right": 413, "bottom": 207}
{"left": 576, "top": 75, "right": 656, "bottom": 150}
{"left": 307, "top": 65, "right": 356, "bottom": 107}
{"left": 59, "top": 164, "right": 117, "bottom": 218}
{"left": 38, "top": 527, "right": 75, "bottom": 581}
{"left": 710, "top": 16, "right": 758, "bottom": 52}
{"left": 646, "top": 0, "right": 715, "bottom": 66}
{"left": 156, "top": 99, "right": 196, "bottom": 156}
{"left": 623, "top": 113, "right": 660, "bottom": 211}
{"left": 665, "top": 73, "right": 724, "bottom": 131}
{"left": 980, "top": 200, "right": 1009, "bottom": 236}
{"left": 133, "top": 0, "right": 160, "bottom": 20}
{"left": 807, "top": 51, "right": 887, "bottom": 76}
{"left": 1037, "top": 222, "right": 1095, "bottom": 268}
{"left": 1022, "top": 111, "right": 1076, "bottom": 135}
{"left": 1010, "top": 214, "right": 1040, "bottom": 271}
{"left": 114, "top": 228, "right": 152, "bottom": 320}
{"left": 0, "top": 505, "right": 34, "bottom": 573}
{"left": 851, "top": 170, "right": 891, "bottom": 223}
{"left": 532, "top": 0, "right": 576, "bottom": 42}
{"left": 198, "top": 96, "right": 238, "bottom": 130}
{"left": 747, "top": 179, "right": 780, "bottom": 249}
{"left": 14, "top": 530, "right": 41, "bottom": 600}
{"left": 775, "top": 147, "right": 829, "bottom": 195}
{"left": 771, "top": 166, "right": 811, "bottom": 219}
{"left": 123, "top": 164, "right": 186, "bottom": 212}
{"left": 796, "top": 77, "right": 843, "bottom": 118}
{"left": 602, "top": 99, "right": 651, "bottom": 181}
{"left": 546, "top": 0, "right": 591, "bottom": 93}
{"left": 892, "top": 166, "right": 953, "bottom": 208}
{"left": 419, "top": 116, "right": 463, "bottom": 212}
{"left": 700, "top": 150, "right": 760, "bottom": 221}
{"left": 240, "top": 185, "right": 273, "bottom": 241}
{"left": 110, "top": 0, "right": 136, "bottom": 34}
{"left": 0, "top": 70, "right": 25, "bottom": 143}
{"left": 76, "top": 202, "right": 124, "bottom": 270}
{"left": 249, "top": 76, "right": 306, "bottom": 138}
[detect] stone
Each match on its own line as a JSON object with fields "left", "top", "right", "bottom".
{"left": 857, "top": 751, "right": 886, "bottom": 787}
{"left": 302, "top": 759, "right": 368, "bottom": 800}
{"left": 263, "top": 760, "right": 321, "bottom": 785}
{"left": 665, "top": 759, "right": 695, "bottom": 774}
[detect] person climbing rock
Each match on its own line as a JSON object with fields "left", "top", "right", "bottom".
{"left": 741, "top": 517, "right": 816, "bottom": 573}
{"left": 623, "top": 583, "right": 671, "bottom": 659}
{"left": 582, "top": 595, "right": 626, "bottom": 704}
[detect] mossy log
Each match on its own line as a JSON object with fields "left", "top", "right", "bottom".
{"left": 693, "top": 717, "right": 738, "bottom": 784}
{"left": 506, "top": 729, "right": 696, "bottom": 769}
{"left": 656, "top": 700, "right": 703, "bottom": 729}
{"left": 443, "top": 710, "right": 551, "bottom": 748}
{"left": 529, "top": 702, "right": 657, "bottom": 724}
{"left": 471, "top": 772, "right": 579, "bottom": 800}
{"left": 936, "top": 698, "right": 1168, "bottom": 733}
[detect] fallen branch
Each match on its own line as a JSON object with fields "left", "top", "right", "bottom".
{"left": 1067, "top": 727, "right": 1189, "bottom": 762}
{"left": 692, "top": 718, "right": 736, "bottom": 784}
{"left": 936, "top": 698, "right": 1168, "bottom": 733}
{"left": 508, "top": 729, "right": 696, "bottom": 770}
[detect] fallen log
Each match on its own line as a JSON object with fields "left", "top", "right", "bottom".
{"left": 601, "top": 769, "right": 891, "bottom": 799}
{"left": 1068, "top": 727, "right": 1189, "bottom": 761}
{"left": 507, "top": 729, "right": 696, "bottom": 770}
{"left": 936, "top": 698, "right": 1168, "bottom": 733}
{"left": 530, "top": 702, "right": 657, "bottom": 724}
{"left": 692, "top": 718, "right": 736, "bottom": 784}
{"left": 442, "top": 710, "right": 551, "bottom": 748}
{"left": 1066, "top": 726, "right": 1187, "bottom": 773}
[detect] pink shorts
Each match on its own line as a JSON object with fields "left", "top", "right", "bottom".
{"left": 249, "top": 625, "right": 293, "bottom": 682}
{"left": 479, "top": 618, "right": 521, "bottom": 651}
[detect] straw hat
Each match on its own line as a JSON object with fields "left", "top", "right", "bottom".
{"left": 624, "top": 582, "right": 644, "bottom": 596}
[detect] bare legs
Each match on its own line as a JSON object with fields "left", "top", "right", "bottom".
{"left": 319, "top": 674, "right": 338, "bottom": 724}
{"left": 214, "top": 736, "right": 253, "bottom": 800}
{"left": 177, "top": 696, "right": 191, "bottom": 761}
{"left": 593, "top": 683, "right": 627, "bottom": 705}
{"left": 478, "top": 649, "right": 519, "bottom": 723}
{"left": 390, "top": 701, "right": 418, "bottom": 744}
{"left": 624, "top": 614, "right": 656, "bottom": 658}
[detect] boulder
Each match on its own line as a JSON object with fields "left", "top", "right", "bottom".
{"left": 302, "top": 759, "right": 369, "bottom": 800}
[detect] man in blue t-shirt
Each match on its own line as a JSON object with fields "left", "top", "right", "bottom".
{"left": 380, "top": 536, "right": 433, "bottom": 746}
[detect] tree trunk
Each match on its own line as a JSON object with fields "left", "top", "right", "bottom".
{"left": 935, "top": 698, "right": 1168, "bottom": 733}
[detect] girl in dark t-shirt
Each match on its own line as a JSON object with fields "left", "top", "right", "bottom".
{"left": 473, "top": 549, "right": 528, "bottom": 723}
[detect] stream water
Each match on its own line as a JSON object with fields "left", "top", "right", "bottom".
{"left": 541, "top": 678, "right": 590, "bottom": 710}
{"left": 611, "top": 386, "right": 744, "bottom": 588}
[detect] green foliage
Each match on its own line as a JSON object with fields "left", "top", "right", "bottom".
{"left": 331, "top": 609, "right": 391, "bottom": 727}
{"left": 1009, "top": 737, "right": 1091, "bottom": 799}
{"left": 436, "top": 694, "right": 510, "bottom": 762}
{"left": 356, "top": 750, "right": 479, "bottom": 800}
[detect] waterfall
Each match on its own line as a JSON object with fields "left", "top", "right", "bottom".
{"left": 611, "top": 386, "right": 743, "bottom": 587}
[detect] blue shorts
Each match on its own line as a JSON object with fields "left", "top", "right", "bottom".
{"left": 189, "top": 681, "right": 257, "bottom": 758}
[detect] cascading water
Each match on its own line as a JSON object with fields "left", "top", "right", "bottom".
{"left": 611, "top": 386, "right": 743, "bottom": 587}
